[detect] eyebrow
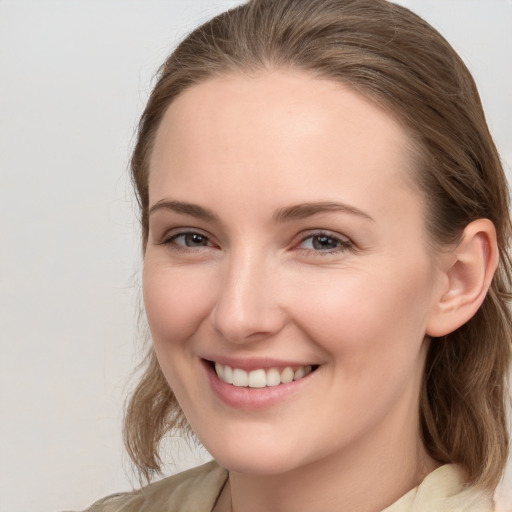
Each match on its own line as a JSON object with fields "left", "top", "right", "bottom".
{"left": 148, "top": 200, "right": 219, "bottom": 222}
{"left": 273, "top": 202, "right": 374, "bottom": 223}
{"left": 148, "top": 199, "right": 374, "bottom": 223}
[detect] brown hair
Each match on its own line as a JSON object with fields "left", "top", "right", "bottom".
{"left": 124, "top": 0, "right": 512, "bottom": 488}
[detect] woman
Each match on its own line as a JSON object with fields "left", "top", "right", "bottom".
{"left": 85, "top": 0, "right": 511, "bottom": 510}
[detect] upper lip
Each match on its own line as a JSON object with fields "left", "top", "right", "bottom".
{"left": 202, "top": 356, "right": 319, "bottom": 371}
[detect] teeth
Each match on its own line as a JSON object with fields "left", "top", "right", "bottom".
{"left": 280, "top": 367, "right": 294, "bottom": 383}
{"left": 215, "top": 362, "right": 223, "bottom": 379}
{"left": 266, "top": 368, "right": 281, "bottom": 387}
{"left": 214, "top": 363, "right": 314, "bottom": 388}
{"left": 223, "top": 365, "right": 233, "bottom": 384}
{"left": 248, "top": 369, "right": 266, "bottom": 388}
{"left": 232, "top": 368, "right": 248, "bottom": 387}
{"left": 294, "top": 367, "right": 305, "bottom": 380}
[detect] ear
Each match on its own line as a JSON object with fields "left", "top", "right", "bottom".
{"left": 426, "top": 219, "right": 499, "bottom": 338}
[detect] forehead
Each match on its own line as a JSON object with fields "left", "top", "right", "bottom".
{"left": 149, "top": 70, "right": 422, "bottom": 219}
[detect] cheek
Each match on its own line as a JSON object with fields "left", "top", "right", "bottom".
{"left": 142, "top": 260, "right": 215, "bottom": 346}
{"left": 290, "top": 262, "right": 434, "bottom": 364}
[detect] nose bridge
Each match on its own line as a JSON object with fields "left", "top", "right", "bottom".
{"left": 211, "top": 244, "right": 285, "bottom": 343}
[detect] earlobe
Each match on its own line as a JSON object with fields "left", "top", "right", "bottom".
{"left": 426, "top": 219, "right": 499, "bottom": 338}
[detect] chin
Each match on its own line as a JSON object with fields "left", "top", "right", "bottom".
{"left": 216, "top": 453, "right": 300, "bottom": 476}
{"left": 202, "top": 435, "right": 308, "bottom": 476}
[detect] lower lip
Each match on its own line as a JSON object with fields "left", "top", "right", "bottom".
{"left": 203, "top": 360, "right": 317, "bottom": 409}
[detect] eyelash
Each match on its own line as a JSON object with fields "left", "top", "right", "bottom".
{"left": 160, "top": 230, "right": 353, "bottom": 255}
{"left": 161, "top": 230, "right": 354, "bottom": 256}
{"left": 296, "top": 231, "right": 352, "bottom": 255}
{"left": 161, "top": 231, "right": 214, "bottom": 252}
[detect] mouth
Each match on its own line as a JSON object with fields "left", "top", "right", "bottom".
{"left": 208, "top": 361, "right": 320, "bottom": 388}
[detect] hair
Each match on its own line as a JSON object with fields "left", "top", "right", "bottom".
{"left": 123, "top": 0, "right": 512, "bottom": 489}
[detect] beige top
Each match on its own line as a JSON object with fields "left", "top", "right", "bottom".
{"left": 81, "top": 460, "right": 494, "bottom": 512}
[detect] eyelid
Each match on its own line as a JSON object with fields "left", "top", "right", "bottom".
{"left": 295, "top": 229, "right": 353, "bottom": 253}
{"left": 160, "top": 227, "right": 217, "bottom": 248}
{"left": 157, "top": 227, "right": 353, "bottom": 254}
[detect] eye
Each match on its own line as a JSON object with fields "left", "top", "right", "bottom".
{"left": 298, "top": 232, "right": 352, "bottom": 253}
{"left": 164, "top": 231, "right": 213, "bottom": 249}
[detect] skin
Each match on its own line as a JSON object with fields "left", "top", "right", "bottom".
{"left": 143, "top": 70, "right": 450, "bottom": 512}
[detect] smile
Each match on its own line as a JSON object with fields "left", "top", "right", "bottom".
{"left": 214, "top": 362, "right": 316, "bottom": 388}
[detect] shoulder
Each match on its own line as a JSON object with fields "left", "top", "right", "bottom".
{"left": 80, "top": 460, "right": 228, "bottom": 512}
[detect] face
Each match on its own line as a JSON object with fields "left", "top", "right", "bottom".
{"left": 143, "top": 71, "right": 444, "bottom": 476}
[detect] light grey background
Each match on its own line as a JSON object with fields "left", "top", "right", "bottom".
{"left": 0, "top": 1, "right": 510, "bottom": 511}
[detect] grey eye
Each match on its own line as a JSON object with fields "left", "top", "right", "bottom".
{"left": 298, "top": 232, "right": 352, "bottom": 253}
{"left": 183, "top": 233, "right": 208, "bottom": 246}
{"left": 311, "top": 235, "right": 339, "bottom": 250}
{"left": 172, "top": 232, "right": 210, "bottom": 247}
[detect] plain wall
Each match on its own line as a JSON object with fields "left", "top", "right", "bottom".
{"left": 0, "top": 1, "right": 510, "bottom": 511}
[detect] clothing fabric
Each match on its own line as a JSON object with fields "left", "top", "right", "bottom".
{"left": 80, "top": 460, "right": 494, "bottom": 512}
{"left": 82, "top": 461, "right": 226, "bottom": 512}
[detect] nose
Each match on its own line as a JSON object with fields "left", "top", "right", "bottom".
{"left": 210, "top": 248, "right": 287, "bottom": 344}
